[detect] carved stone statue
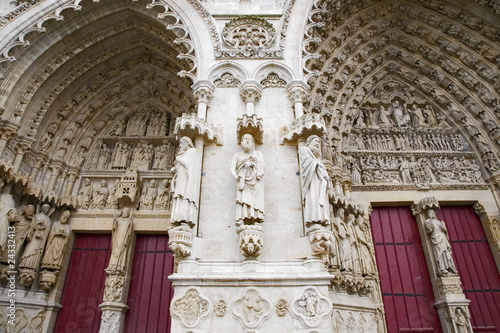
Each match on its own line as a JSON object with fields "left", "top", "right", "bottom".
{"left": 12, "top": 205, "right": 35, "bottom": 261}
{"left": 171, "top": 137, "right": 200, "bottom": 226}
{"left": 390, "top": 100, "right": 410, "bottom": 127}
{"left": 231, "top": 133, "right": 265, "bottom": 225}
{"left": 155, "top": 179, "right": 171, "bottom": 210}
{"left": 332, "top": 208, "right": 352, "bottom": 272}
{"left": 425, "top": 209, "right": 457, "bottom": 276}
{"left": 77, "top": 178, "right": 93, "bottom": 210}
{"left": 41, "top": 210, "right": 71, "bottom": 271}
{"left": 93, "top": 179, "right": 109, "bottom": 209}
{"left": 97, "top": 144, "right": 111, "bottom": 169}
{"left": 19, "top": 204, "right": 53, "bottom": 287}
{"left": 354, "top": 216, "right": 376, "bottom": 276}
{"left": 107, "top": 208, "right": 134, "bottom": 273}
{"left": 299, "top": 135, "right": 330, "bottom": 226}
{"left": 407, "top": 103, "right": 426, "bottom": 127}
{"left": 140, "top": 179, "right": 157, "bottom": 210}
{"left": 0, "top": 205, "right": 18, "bottom": 262}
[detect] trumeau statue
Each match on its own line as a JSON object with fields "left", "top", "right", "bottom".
{"left": 107, "top": 207, "right": 133, "bottom": 273}
{"left": 171, "top": 136, "right": 200, "bottom": 226}
{"left": 231, "top": 133, "right": 265, "bottom": 225}
{"left": 299, "top": 135, "right": 330, "bottom": 226}
{"left": 425, "top": 208, "right": 458, "bottom": 277}
{"left": 41, "top": 210, "right": 71, "bottom": 271}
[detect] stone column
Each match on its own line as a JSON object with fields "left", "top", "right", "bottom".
{"left": 192, "top": 81, "right": 214, "bottom": 120}
{"left": 64, "top": 172, "right": 78, "bottom": 197}
{"left": 30, "top": 158, "right": 43, "bottom": 180}
{"left": 239, "top": 81, "right": 262, "bottom": 116}
{"left": 0, "top": 120, "right": 19, "bottom": 158}
{"left": 12, "top": 138, "right": 34, "bottom": 173}
{"left": 287, "top": 81, "right": 309, "bottom": 119}
{"left": 472, "top": 202, "right": 500, "bottom": 274}
{"left": 412, "top": 197, "right": 473, "bottom": 333}
{"left": 47, "top": 166, "right": 60, "bottom": 192}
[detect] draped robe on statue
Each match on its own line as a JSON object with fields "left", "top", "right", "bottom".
{"left": 299, "top": 146, "right": 330, "bottom": 225}
{"left": 171, "top": 146, "right": 200, "bottom": 226}
{"left": 233, "top": 151, "right": 265, "bottom": 223}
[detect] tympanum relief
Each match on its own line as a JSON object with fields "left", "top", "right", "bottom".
{"left": 347, "top": 95, "right": 486, "bottom": 190}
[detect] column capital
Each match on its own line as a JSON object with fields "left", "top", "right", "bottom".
{"left": 0, "top": 120, "right": 20, "bottom": 140}
{"left": 286, "top": 80, "right": 309, "bottom": 103}
{"left": 239, "top": 81, "right": 262, "bottom": 104}
{"left": 192, "top": 81, "right": 215, "bottom": 104}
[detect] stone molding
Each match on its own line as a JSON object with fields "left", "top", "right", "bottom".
{"left": 174, "top": 113, "right": 223, "bottom": 146}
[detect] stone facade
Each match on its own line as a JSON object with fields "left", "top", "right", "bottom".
{"left": 0, "top": 0, "right": 499, "bottom": 332}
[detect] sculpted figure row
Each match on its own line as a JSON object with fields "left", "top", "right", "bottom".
{"left": 0, "top": 201, "right": 71, "bottom": 290}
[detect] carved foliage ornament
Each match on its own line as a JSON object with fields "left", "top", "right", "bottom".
{"left": 171, "top": 288, "right": 212, "bottom": 328}
{"left": 222, "top": 16, "right": 276, "bottom": 56}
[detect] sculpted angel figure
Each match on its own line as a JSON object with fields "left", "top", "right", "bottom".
{"left": 231, "top": 134, "right": 265, "bottom": 225}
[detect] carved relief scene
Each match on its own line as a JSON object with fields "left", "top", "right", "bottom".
{"left": 0, "top": 0, "right": 499, "bottom": 332}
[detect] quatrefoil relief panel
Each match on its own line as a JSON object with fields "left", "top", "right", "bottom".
{"left": 222, "top": 16, "right": 276, "bottom": 55}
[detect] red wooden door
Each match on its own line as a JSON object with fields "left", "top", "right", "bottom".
{"left": 437, "top": 206, "right": 500, "bottom": 333}
{"left": 371, "top": 207, "right": 442, "bottom": 333}
{"left": 123, "top": 235, "right": 174, "bottom": 333}
{"left": 54, "top": 234, "right": 112, "bottom": 333}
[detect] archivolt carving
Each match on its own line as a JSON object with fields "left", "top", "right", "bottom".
{"left": 0, "top": 0, "right": 197, "bottom": 79}
{"left": 302, "top": 0, "right": 500, "bottom": 178}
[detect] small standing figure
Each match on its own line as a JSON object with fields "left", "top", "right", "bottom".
{"left": 140, "top": 179, "right": 158, "bottom": 210}
{"left": 171, "top": 137, "right": 201, "bottom": 226}
{"left": 425, "top": 208, "right": 458, "bottom": 276}
{"left": 107, "top": 208, "right": 134, "bottom": 273}
{"left": 299, "top": 135, "right": 330, "bottom": 226}
{"left": 93, "top": 179, "right": 109, "bottom": 209}
{"left": 77, "top": 178, "right": 93, "bottom": 210}
{"left": 231, "top": 134, "right": 265, "bottom": 225}
{"left": 18, "top": 204, "right": 54, "bottom": 287}
{"left": 97, "top": 144, "right": 111, "bottom": 169}
{"left": 155, "top": 179, "right": 172, "bottom": 210}
{"left": 41, "top": 210, "right": 71, "bottom": 271}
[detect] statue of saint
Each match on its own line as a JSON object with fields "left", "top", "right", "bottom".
{"left": 170, "top": 137, "right": 200, "bottom": 226}
{"left": 299, "top": 135, "right": 330, "bottom": 226}
{"left": 332, "top": 208, "right": 352, "bottom": 272}
{"left": 155, "top": 179, "right": 171, "bottom": 210}
{"left": 19, "top": 204, "right": 53, "bottom": 272}
{"left": 0, "top": 205, "right": 18, "bottom": 262}
{"left": 231, "top": 134, "right": 265, "bottom": 225}
{"left": 140, "top": 179, "right": 158, "bottom": 210}
{"left": 41, "top": 210, "right": 71, "bottom": 271}
{"left": 93, "top": 179, "right": 109, "bottom": 209}
{"left": 107, "top": 208, "right": 133, "bottom": 273}
{"left": 425, "top": 209, "right": 457, "bottom": 276}
{"left": 354, "top": 216, "right": 376, "bottom": 276}
{"left": 77, "top": 178, "right": 93, "bottom": 210}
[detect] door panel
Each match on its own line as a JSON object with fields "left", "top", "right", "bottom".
{"left": 54, "top": 234, "right": 111, "bottom": 333}
{"left": 123, "top": 235, "right": 174, "bottom": 333}
{"left": 371, "top": 207, "right": 442, "bottom": 333}
{"left": 437, "top": 206, "right": 500, "bottom": 333}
